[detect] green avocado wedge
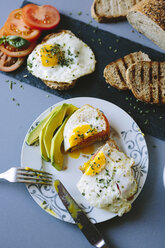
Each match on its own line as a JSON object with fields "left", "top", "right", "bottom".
{"left": 26, "top": 105, "right": 61, "bottom": 146}
{"left": 50, "top": 116, "right": 70, "bottom": 170}
{"left": 43, "top": 104, "right": 78, "bottom": 159}
{"left": 39, "top": 128, "right": 50, "bottom": 162}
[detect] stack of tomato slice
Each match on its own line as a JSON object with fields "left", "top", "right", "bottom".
{"left": 0, "top": 4, "right": 60, "bottom": 72}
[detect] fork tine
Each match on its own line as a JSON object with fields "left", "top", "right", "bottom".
{"left": 17, "top": 179, "right": 52, "bottom": 185}
{"left": 18, "top": 167, "right": 52, "bottom": 176}
{"left": 17, "top": 172, "right": 53, "bottom": 180}
{"left": 16, "top": 175, "right": 52, "bottom": 182}
{"left": 17, "top": 167, "right": 53, "bottom": 185}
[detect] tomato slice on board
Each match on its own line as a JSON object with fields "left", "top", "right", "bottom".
{"left": 4, "top": 9, "right": 41, "bottom": 41}
{"left": 22, "top": 4, "right": 60, "bottom": 30}
{"left": 0, "top": 49, "right": 25, "bottom": 72}
{"left": 0, "top": 40, "right": 36, "bottom": 57}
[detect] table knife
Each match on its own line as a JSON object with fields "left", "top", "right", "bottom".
{"left": 54, "top": 179, "right": 111, "bottom": 248}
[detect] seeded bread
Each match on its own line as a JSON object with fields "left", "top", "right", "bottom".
{"left": 104, "top": 51, "right": 150, "bottom": 90}
{"left": 127, "top": 0, "right": 165, "bottom": 51}
{"left": 91, "top": 0, "right": 142, "bottom": 22}
{"left": 126, "top": 61, "right": 165, "bottom": 104}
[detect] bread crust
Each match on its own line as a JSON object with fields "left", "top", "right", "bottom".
{"left": 91, "top": 0, "right": 126, "bottom": 23}
{"left": 41, "top": 30, "right": 74, "bottom": 44}
{"left": 104, "top": 51, "right": 150, "bottom": 90}
{"left": 128, "top": 0, "right": 165, "bottom": 30}
{"left": 42, "top": 79, "right": 77, "bottom": 91}
{"left": 91, "top": 0, "right": 141, "bottom": 23}
{"left": 126, "top": 61, "right": 165, "bottom": 104}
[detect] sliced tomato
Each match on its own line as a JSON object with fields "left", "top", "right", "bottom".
{"left": 4, "top": 9, "right": 41, "bottom": 41}
{"left": 0, "top": 40, "right": 36, "bottom": 57}
{"left": 0, "top": 49, "right": 25, "bottom": 72}
{"left": 22, "top": 4, "right": 60, "bottom": 30}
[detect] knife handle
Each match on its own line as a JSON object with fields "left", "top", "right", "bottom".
{"left": 95, "top": 239, "right": 110, "bottom": 248}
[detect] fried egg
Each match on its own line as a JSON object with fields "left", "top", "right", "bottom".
{"left": 27, "top": 31, "right": 96, "bottom": 83}
{"left": 77, "top": 140, "right": 138, "bottom": 216}
{"left": 63, "top": 104, "right": 110, "bottom": 152}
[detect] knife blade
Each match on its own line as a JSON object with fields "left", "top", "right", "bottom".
{"left": 54, "top": 179, "right": 111, "bottom": 248}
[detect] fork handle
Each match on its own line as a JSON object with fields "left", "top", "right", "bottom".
{"left": 0, "top": 168, "right": 14, "bottom": 181}
{"left": 0, "top": 171, "right": 9, "bottom": 179}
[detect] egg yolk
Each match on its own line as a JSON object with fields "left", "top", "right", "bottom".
{"left": 69, "top": 144, "right": 95, "bottom": 159}
{"left": 40, "top": 44, "right": 60, "bottom": 67}
{"left": 69, "top": 150, "right": 80, "bottom": 159}
{"left": 82, "top": 151, "right": 106, "bottom": 176}
{"left": 69, "top": 125, "right": 98, "bottom": 148}
{"left": 80, "top": 145, "right": 95, "bottom": 155}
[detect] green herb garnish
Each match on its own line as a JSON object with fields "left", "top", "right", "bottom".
{"left": 0, "top": 36, "right": 29, "bottom": 48}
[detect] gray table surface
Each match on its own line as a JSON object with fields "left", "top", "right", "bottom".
{"left": 0, "top": 1, "right": 165, "bottom": 248}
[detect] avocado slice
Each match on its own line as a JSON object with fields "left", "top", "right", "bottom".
{"left": 50, "top": 116, "right": 70, "bottom": 170}
{"left": 39, "top": 122, "right": 50, "bottom": 162}
{"left": 26, "top": 105, "right": 61, "bottom": 146}
{"left": 65, "top": 104, "right": 78, "bottom": 116}
{"left": 44, "top": 104, "right": 78, "bottom": 159}
{"left": 43, "top": 104, "right": 68, "bottom": 159}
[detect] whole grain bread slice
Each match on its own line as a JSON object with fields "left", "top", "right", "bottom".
{"left": 127, "top": 0, "right": 165, "bottom": 51}
{"left": 126, "top": 61, "right": 165, "bottom": 104}
{"left": 104, "top": 51, "right": 150, "bottom": 90}
{"left": 91, "top": 0, "right": 142, "bottom": 22}
{"left": 41, "top": 30, "right": 77, "bottom": 91}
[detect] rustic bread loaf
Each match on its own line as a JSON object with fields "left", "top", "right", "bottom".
{"left": 91, "top": 0, "right": 142, "bottom": 22}
{"left": 127, "top": 0, "right": 165, "bottom": 51}
{"left": 126, "top": 61, "right": 165, "bottom": 104}
{"left": 104, "top": 51, "right": 150, "bottom": 90}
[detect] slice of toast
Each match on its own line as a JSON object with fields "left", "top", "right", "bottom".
{"left": 104, "top": 51, "right": 150, "bottom": 90}
{"left": 41, "top": 31, "right": 77, "bottom": 91}
{"left": 126, "top": 61, "right": 165, "bottom": 104}
{"left": 91, "top": 0, "right": 142, "bottom": 23}
{"left": 63, "top": 104, "right": 110, "bottom": 152}
{"left": 27, "top": 30, "right": 96, "bottom": 91}
{"left": 42, "top": 78, "right": 77, "bottom": 91}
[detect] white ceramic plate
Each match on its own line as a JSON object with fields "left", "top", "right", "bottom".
{"left": 21, "top": 97, "right": 149, "bottom": 223}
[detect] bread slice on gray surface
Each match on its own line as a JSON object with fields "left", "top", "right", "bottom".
{"left": 104, "top": 51, "right": 150, "bottom": 90}
{"left": 126, "top": 61, "right": 165, "bottom": 104}
{"left": 91, "top": 0, "right": 142, "bottom": 22}
{"left": 41, "top": 31, "right": 78, "bottom": 91}
{"left": 127, "top": 0, "right": 165, "bottom": 51}
{"left": 27, "top": 30, "right": 96, "bottom": 91}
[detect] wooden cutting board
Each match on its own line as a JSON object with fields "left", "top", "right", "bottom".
{"left": 2, "top": 0, "right": 165, "bottom": 140}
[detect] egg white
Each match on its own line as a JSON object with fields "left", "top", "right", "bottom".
{"left": 77, "top": 142, "right": 138, "bottom": 216}
{"left": 63, "top": 104, "right": 107, "bottom": 151}
{"left": 27, "top": 31, "right": 96, "bottom": 83}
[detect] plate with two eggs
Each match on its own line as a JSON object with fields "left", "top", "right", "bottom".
{"left": 21, "top": 97, "right": 149, "bottom": 224}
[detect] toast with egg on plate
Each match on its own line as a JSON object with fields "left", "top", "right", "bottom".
{"left": 63, "top": 104, "right": 110, "bottom": 152}
{"left": 104, "top": 51, "right": 150, "bottom": 90}
{"left": 27, "top": 30, "right": 96, "bottom": 91}
{"left": 77, "top": 138, "right": 138, "bottom": 216}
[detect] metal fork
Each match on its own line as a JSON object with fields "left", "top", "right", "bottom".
{"left": 0, "top": 167, "right": 53, "bottom": 185}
